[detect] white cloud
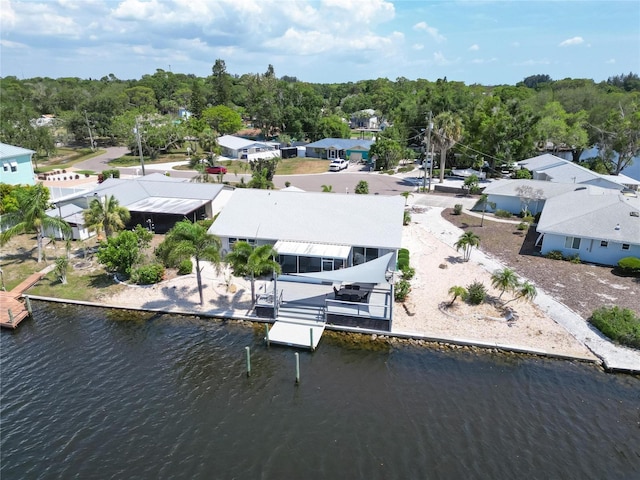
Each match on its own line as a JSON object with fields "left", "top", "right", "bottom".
{"left": 514, "top": 59, "right": 551, "bottom": 66}
{"left": 413, "top": 21, "right": 446, "bottom": 43}
{"left": 0, "top": 39, "right": 27, "bottom": 48}
{"left": 512, "top": 41, "right": 520, "bottom": 47}
{"left": 471, "top": 57, "right": 497, "bottom": 64}
{"left": 559, "top": 36, "right": 584, "bottom": 47}
{"left": 0, "top": 0, "right": 17, "bottom": 30}
{"left": 606, "top": 58, "right": 616, "bottom": 64}
{"left": 433, "top": 51, "right": 454, "bottom": 66}
{"left": 413, "top": 43, "right": 424, "bottom": 51}
{"left": 469, "top": 44, "right": 479, "bottom": 51}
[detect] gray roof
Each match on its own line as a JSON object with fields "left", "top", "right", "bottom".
{"left": 208, "top": 189, "right": 404, "bottom": 249}
{"left": 537, "top": 187, "right": 640, "bottom": 243}
{"left": 0, "top": 142, "right": 35, "bottom": 159}
{"left": 482, "top": 179, "right": 579, "bottom": 198}
{"left": 518, "top": 153, "right": 627, "bottom": 190}
{"left": 305, "top": 138, "right": 374, "bottom": 150}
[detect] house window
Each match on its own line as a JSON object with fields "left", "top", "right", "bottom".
{"left": 10, "top": 161, "right": 18, "bottom": 172}
{"left": 564, "top": 236, "right": 581, "bottom": 250}
{"left": 622, "top": 244, "right": 630, "bottom": 250}
{"left": 2, "top": 163, "right": 8, "bottom": 171}
{"left": 600, "top": 241, "right": 608, "bottom": 248}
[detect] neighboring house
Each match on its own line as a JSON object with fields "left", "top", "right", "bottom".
{"left": 479, "top": 179, "right": 579, "bottom": 215}
{"left": 217, "top": 135, "right": 279, "bottom": 160}
{"left": 0, "top": 142, "right": 36, "bottom": 186}
{"left": 47, "top": 174, "right": 233, "bottom": 239}
{"left": 518, "top": 153, "right": 639, "bottom": 191}
{"left": 350, "top": 109, "right": 379, "bottom": 130}
{"left": 304, "top": 138, "right": 374, "bottom": 161}
{"left": 536, "top": 186, "right": 640, "bottom": 266}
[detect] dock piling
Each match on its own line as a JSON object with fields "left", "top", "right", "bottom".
{"left": 8, "top": 309, "right": 14, "bottom": 324}
{"left": 295, "top": 352, "right": 300, "bottom": 384}
{"left": 310, "top": 328, "right": 314, "bottom": 351}
{"left": 265, "top": 324, "right": 270, "bottom": 347}
{"left": 245, "top": 346, "right": 251, "bottom": 376}
{"left": 25, "top": 296, "right": 32, "bottom": 315}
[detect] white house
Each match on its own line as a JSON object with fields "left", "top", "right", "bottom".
{"left": 217, "top": 135, "right": 279, "bottom": 160}
{"left": 518, "top": 153, "right": 639, "bottom": 191}
{"left": 536, "top": 186, "right": 640, "bottom": 266}
{"left": 0, "top": 142, "right": 36, "bottom": 186}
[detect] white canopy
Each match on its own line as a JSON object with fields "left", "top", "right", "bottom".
{"left": 274, "top": 240, "right": 351, "bottom": 259}
{"left": 291, "top": 252, "right": 395, "bottom": 284}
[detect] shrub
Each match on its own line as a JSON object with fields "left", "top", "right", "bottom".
{"left": 101, "top": 169, "right": 120, "bottom": 179}
{"left": 130, "top": 263, "right": 165, "bottom": 285}
{"left": 453, "top": 204, "right": 463, "bottom": 215}
{"left": 494, "top": 209, "right": 512, "bottom": 218}
{"left": 178, "top": 259, "right": 193, "bottom": 275}
{"left": 401, "top": 266, "right": 415, "bottom": 281}
{"left": 589, "top": 306, "right": 640, "bottom": 348}
{"left": 403, "top": 210, "right": 411, "bottom": 225}
{"left": 516, "top": 222, "right": 529, "bottom": 231}
{"left": 394, "top": 279, "right": 411, "bottom": 302}
{"left": 568, "top": 254, "right": 581, "bottom": 264}
{"left": 545, "top": 250, "right": 564, "bottom": 260}
{"left": 522, "top": 215, "right": 535, "bottom": 223}
{"left": 617, "top": 257, "right": 640, "bottom": 275}
{"left": 466, "top": 281, "right": 487, "bottom": 305}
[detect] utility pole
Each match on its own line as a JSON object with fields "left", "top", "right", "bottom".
{"left": 83, "top": 111, "right": 95, "bottom": 151}
{"left": 134, "top": 117, "right": 146, "bottom": 176}
{"left": 423, "top": 111, "right": 433, "bottom": 192}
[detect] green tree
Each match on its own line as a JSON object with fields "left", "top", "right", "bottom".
{"left": 355, "top": 180, "right": 369, "bottom": 194}
{"left": 160, "top": 220, "right": 222, "bottom": 306}
{"left": 201, "top": 105, "right": 243, "bottom": 135}
{"left": 83, "top": 195, "right": 130, "bottom": 238}
{"left": 598, "top": 104, "right": 640, "bottom": 174}
{"left": 476, "top": 194, "right": 496, "bottom": 227}
{"left": 211, "top": 59, "right": 232, "bottom": 106}
{"left": 490, "top": 268, "right": 519, "bottom": 299}
{"left": 454, "top": 231, "right": 480, "bottom": 262}
{"left": 225, "top": 242, "right": 281, "bottom": 305}
{"left": 0, "top": 184, "right": 71, "bottom": 263}
{"left": 95, "top": 230, "right": 142, "bottom": 276}
{"left": 369, "top": 134, "right": 404, "bottom": 170}
{"left": 504, "top": 281, "right": 537, "bottom": 305}
{"left": 462, "top": 174, "right": 479, "bottom": 194}
{"left": 315, "top": 115, "right": 351, "bottom": 140}
{"left": 247, "top": 168, "right": 275, "bottom": 189}
{"left": 433, "top": 112, "right": 463, "bottom": 183}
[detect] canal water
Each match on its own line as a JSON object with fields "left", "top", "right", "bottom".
{"left": 1, "top": 302, "right": 639, "bottom": 480}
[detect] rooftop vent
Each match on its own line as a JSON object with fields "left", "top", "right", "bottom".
{"left": 614, "top": 224, "right": 621, "bottom": 230}
{"left": 631, "top": 211, "right": 639, "bottom": 217}
{"left": 574, "top": 186, "right": 587, "bottom": 191}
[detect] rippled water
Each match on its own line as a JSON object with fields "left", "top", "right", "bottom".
{"left": 1, "top": 302, "right": 639, "bottom": 480}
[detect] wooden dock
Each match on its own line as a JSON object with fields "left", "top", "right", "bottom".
{"left": 0, "top": 272, "right": 43, "bottom": 329}
{"left": 266, "top": 304, "right": 326, "bottom": 350}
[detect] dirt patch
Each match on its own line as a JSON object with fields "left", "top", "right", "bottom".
{"left": 445, "top": 210, "right": 640, "bottom": 318}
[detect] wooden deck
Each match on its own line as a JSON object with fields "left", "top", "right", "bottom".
{"left": 0, "top": 271, "right": 43, "bottom": 329}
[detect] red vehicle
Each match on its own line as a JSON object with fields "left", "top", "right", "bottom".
{"left": 206, "top": 165, "right": 228, "bottom": 174}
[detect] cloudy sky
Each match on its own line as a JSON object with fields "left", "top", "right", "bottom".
{"left": 1, "top": 0, "right": 638, "bottom": 85}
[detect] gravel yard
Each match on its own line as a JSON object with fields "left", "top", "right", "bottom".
{"left": 445, "top": 210, "right": 640, "bottom": 319}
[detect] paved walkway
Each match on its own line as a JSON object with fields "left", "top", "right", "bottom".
{"left": 408, "top": 199, "right": 640, "bottom": 373}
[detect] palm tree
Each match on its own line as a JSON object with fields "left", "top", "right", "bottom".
{"left": 491, "top": 268, "right": 519, "bottom": 299}
{"left": 225, "top": 241, "right": 281, "bottom": 305}
{"left": 433, "top": 112, "right": 463, "bottom": 183}
{"left": 0, "top": 184, "right": 71, "bottom": 263}
{"left": 401, "top": 191, "right": 413, "bottom": 206}
{"left": 454, "top": 231, "right": 480, "bottom": 262}
{"left": 161, "top": 220, "right": 222, "bottom": 306}
{"left": 448, "top": 285, "right": 467, "bottom": 306}
{"left": 504, "top": 281, "right": 537, "bottom": 305}
{"left": 477, "top": 194, "right": 496, "bottom": 227}
{"left": 321, "top": 184, "right": 333, "bottom": 193}
{"left": 83, "top": 195, "right": 130, "bottom": 239}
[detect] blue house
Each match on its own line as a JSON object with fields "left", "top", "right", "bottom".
{"left": 304, "top": 138, "right": 374, "bottom": 162}
{"left": 0, "top": 143, "right": 36, "bottom": 186}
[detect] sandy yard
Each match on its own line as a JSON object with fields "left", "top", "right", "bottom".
{"left": 102, "top": 218, "right": 596, "bottom": 361}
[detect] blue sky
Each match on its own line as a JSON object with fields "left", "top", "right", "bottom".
{"left": 1, "top": 0, "right": 638, "bottom": 85}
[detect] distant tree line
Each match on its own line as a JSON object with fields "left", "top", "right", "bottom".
{"left": 1, "top": 63, "right": 638, "bottom": 175}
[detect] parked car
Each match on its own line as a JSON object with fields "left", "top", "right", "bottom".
{"left": 329, "top": 158, "right": 349, "bottom": 171}
{"left": 206, "top": 165, "right": 228, "bottom": 174}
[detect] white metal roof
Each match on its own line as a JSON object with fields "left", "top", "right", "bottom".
{"left": 482, "top": 179, "right": 578, "bottom": 198}
{"left": 218, "top": 135, "right": 270, "bottom": 150}
{"left": 209, "top": 189, "right": 404, "bottom": 249}
{"left": 274, "top": 240, "right": 351, "bottom": 259}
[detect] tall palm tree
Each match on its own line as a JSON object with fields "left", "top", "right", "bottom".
{"left": 477, "top": 194, "right": 496, "bottom": 227}
{"left": 225, "top": 241, "right": 281, "bottom": 305}
{"left": 454, "top": 231, "right": 480, "bottom": 262}
{"left": 504, "top": 281, "right": 538, "bottom": 305}
{"left": 490, "top": 268, "right": 519, "bottom": 299}
{"left": 0, "top": 184, "right": 71, "bottom": 263}
{"left": 433, "top": 111, "right": 463, "bottom": 183}
{"left": 161, "top": 220, "right": 222, "bottom": 306}
{"left": 83, "top": 195, "right": 130, "bottom": 238}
